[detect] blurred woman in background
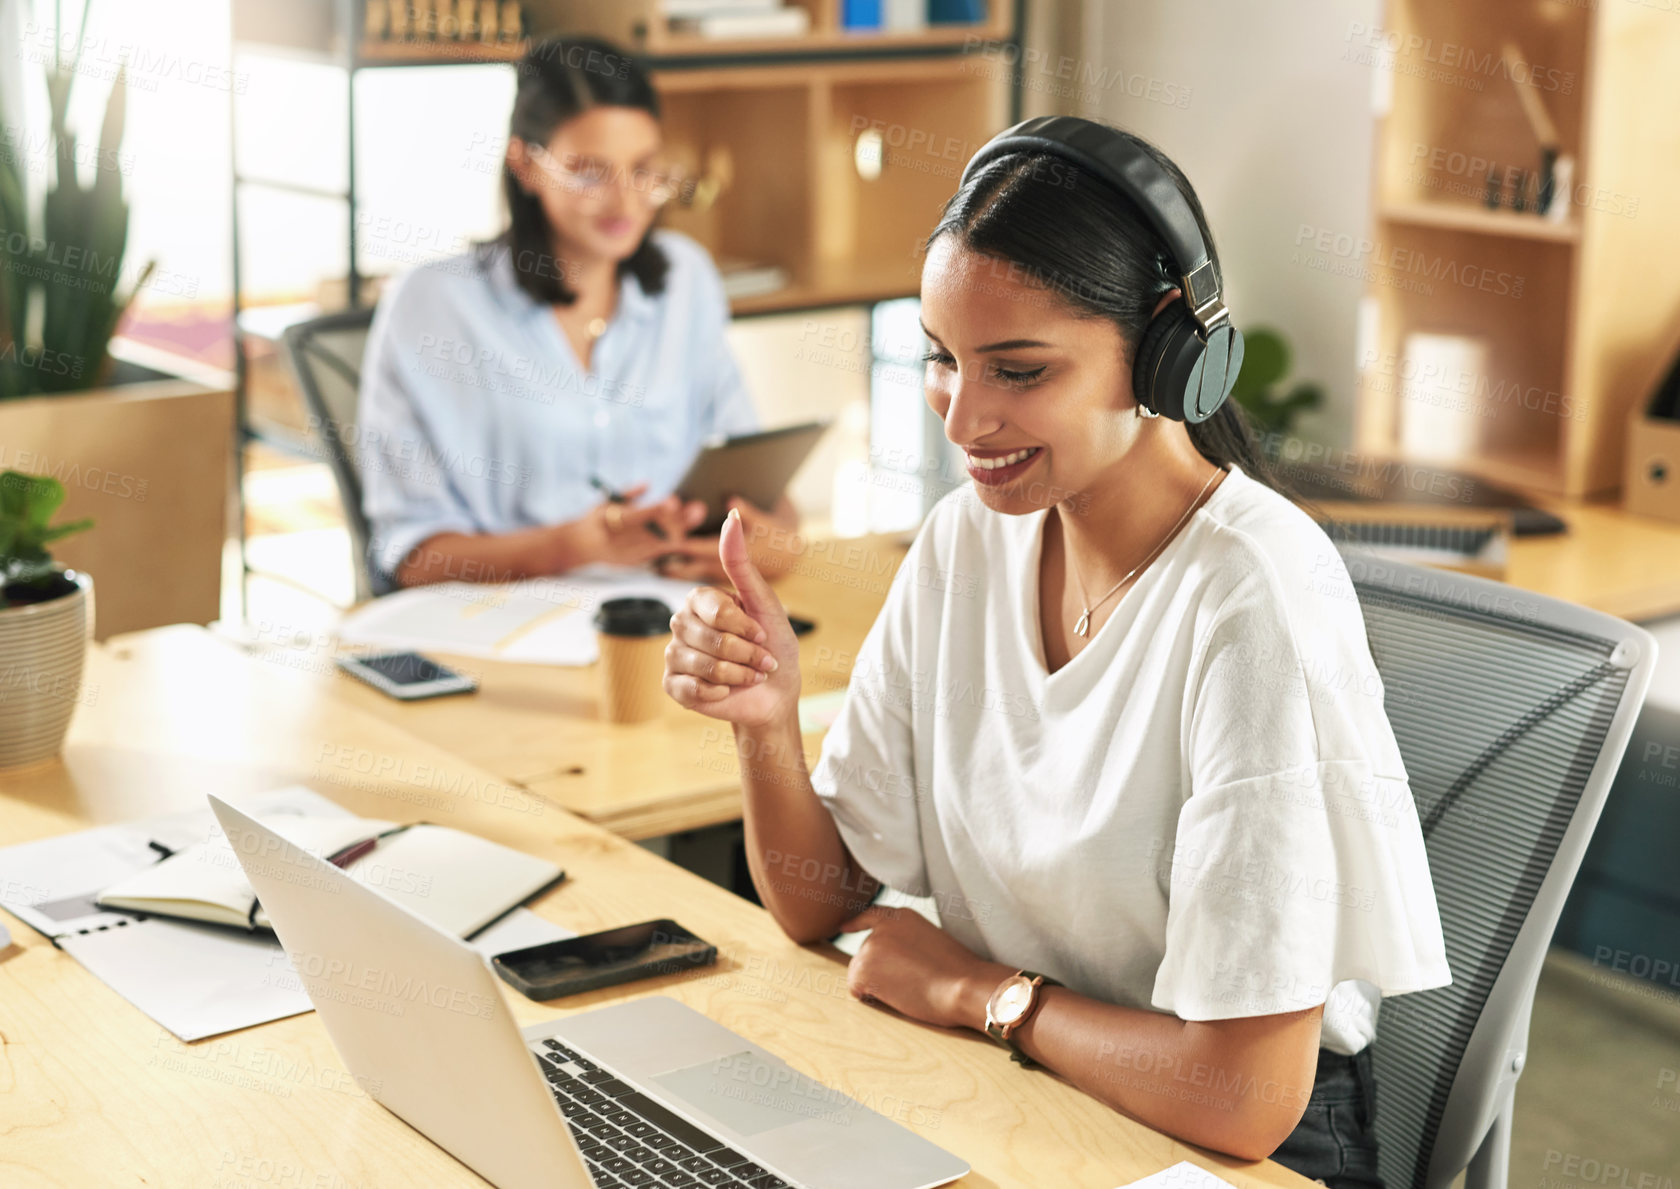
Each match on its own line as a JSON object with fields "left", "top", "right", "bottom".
{"left": 357, "top": 35, "right": 799, "bottom": 591}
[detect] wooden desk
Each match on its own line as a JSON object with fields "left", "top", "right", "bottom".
{"left": 0, "top": 626, "right": 1315, "bottom": 1189}
{"left": 1505, "top": 500, "right": 1680, "bottom": 622}
{"left": 209, "top": 503, "right": 1680, "bottom": 851}
{"left": 251, "top": 534, "right": 910, "bottom": 841}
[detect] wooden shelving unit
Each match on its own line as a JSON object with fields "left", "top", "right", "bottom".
{"left": 1354, "top": 0, "right": 1680, "bottom": 498}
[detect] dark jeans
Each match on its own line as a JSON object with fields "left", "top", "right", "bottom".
{"left": 1269, "top": 1047, "right": 1384, "bottom": 1189}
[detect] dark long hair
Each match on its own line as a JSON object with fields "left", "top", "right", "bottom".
{"left": 490, "top": 35, "right": 669, "bottom": 306}
{"left": 925, "top": 123, "right": 1279, "bottom": 489}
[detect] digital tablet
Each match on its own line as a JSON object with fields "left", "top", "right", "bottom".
{"left": 674, "top": 419, "right": 831, "bottom": 534}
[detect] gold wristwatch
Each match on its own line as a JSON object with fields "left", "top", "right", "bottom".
{"left": 984, "top": 969, "right": 1060, "bottom": 1068}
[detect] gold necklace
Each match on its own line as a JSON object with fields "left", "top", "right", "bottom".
{"left": 1070, "top": 467, "right": 1221, "bottom": 638}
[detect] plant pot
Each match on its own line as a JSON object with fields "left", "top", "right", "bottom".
{"left": 0, "top": 370, "right": 232, "bottom": 639}
{"left": 0, "top": 569, "right": 95, "bottom": 769}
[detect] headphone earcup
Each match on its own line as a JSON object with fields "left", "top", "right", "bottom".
{"left": 1130, "top": 304, "right": 1246, "bottom": 424}
{"left": 1130, "top": 303, "right": 1197, "bottom": 421}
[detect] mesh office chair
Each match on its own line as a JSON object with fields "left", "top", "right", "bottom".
{"left": 1343, "top": 549, "right": 1655, "bottom": 1189}
{"left": 279, "top": 308, "right": 381, "bottom": 602}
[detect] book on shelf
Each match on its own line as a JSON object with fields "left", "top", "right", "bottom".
{"left": 661, "top": 0, "right": 783, "bottom": 14}
{"left": 718, "top": 258, "right": 791, "bottom": 300}
{"left": 668, "top": 6, "right": 812, "bottom": 38}
{"left": 928, "top": 0, "right": 986, "bottom": 23}
{"left": 842, "top": 0, "right": 883, "bottom": 29}
{"left": 884, "top": 0, "right": 927, "bottom": 31}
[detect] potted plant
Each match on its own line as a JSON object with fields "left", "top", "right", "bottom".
{"left": 0, "top": 470, "right": 94, "bottom": 768}
{"left": 1230, "top": 327, "right": 1325, "bottom": 443}
{"left": 1, "top": 2, "right": 149, "bottom": 397}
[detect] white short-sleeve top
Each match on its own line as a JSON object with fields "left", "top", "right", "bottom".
{"left": 810, "top": 465, "right": 1452, "bottom": 1055}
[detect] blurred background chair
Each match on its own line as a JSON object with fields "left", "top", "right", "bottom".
{"left": 279, "top": 308, "right": 380, "bottom": 602}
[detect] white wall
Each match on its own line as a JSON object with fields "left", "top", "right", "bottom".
{"left": 1059, "top": 0, "right": 1381, "bottom": 447}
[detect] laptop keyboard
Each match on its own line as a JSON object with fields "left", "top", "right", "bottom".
{"left": 537, "top": 1038, "right": 796, "bottom": 1189}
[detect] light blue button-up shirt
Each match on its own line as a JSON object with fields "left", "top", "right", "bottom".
{"left": 356, "top": 228, "right": 760, "bottom": 587}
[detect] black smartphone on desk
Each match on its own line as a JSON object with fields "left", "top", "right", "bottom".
{"left": 492, "top": 919, "right": 716, "bottom": 1001}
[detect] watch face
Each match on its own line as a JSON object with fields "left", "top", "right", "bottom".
{"left": 993, "top": 976, "right": 1035, "bottom": 1024}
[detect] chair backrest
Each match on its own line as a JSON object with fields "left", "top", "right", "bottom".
{"left": 279, "top": 308, "right": 379, "bottom": 601}
{"left": 1345, "top": 550, "right": 1655, "bottom": 1189}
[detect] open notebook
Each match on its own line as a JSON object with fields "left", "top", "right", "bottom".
{"left": 97, "top": 815, "right": 564, "bottom": 937}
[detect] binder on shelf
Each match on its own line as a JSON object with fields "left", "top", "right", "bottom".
{"left": 928, "top": 0, "right": 986, "bottom": 23}
{"left": 842, "top": 0, "right": 883, "bottom": 30}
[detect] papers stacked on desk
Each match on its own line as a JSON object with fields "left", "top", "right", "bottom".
{"left": 0, "top": 786, "right": 573, "bottom": 1041}
{"left": 336, "top": 565, "right": 699, "bottom": 666}
{"left": 0, "top": 787, "right": 338, "bottom": 1040}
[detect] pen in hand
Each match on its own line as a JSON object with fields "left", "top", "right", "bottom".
{"left": 591, "top": 476, "right": 668, "bottom": 540}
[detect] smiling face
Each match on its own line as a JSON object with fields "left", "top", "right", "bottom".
{"left": 508, "top": 105, "right": 667, "bottom": 268}
{"left": 919, "top": 235, "right": 1158, "bottom": 517}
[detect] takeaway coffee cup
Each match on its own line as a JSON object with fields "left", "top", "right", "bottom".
{"left": 594, "top": 597, "right": 672, "bottom": 724}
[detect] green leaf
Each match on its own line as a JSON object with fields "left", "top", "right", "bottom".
{"left": 1232, "top": 328, "right": 1289, "bottom": 398}
{"left": 41, "top": 517, "right": 95, "bottom": 542}
{"left": 0, "top": 470, "right": 92, "bottom": 568}
{"left": 1227, "top": 328, "right": 1321, "bottom": 437}
{"left": 5, "top": 0, "right": 132, "bottom": 400}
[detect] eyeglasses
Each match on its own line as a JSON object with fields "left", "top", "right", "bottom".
{"left": 523, "top": 141, "right": 696, "bottom": 209}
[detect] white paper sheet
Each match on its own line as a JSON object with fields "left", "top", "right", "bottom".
{"left": 0, "top": 787, "right": 347, "bottom": 1041}
{"left": 59, "top": 916, "right": 313, "bottom": 1041}
{"left": 1114, "top": 1162, "right": 1244, "bottom": 1189}
{"left": 335, "top": 566, "right": 699, "bottom": 666}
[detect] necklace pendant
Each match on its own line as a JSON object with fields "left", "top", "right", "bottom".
{"left": 1074, "top": 607, "right": 1091, "bottom": 637}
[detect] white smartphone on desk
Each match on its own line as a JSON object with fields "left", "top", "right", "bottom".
{"left": 335, "top": 650, "right": 478, "bottom": 701}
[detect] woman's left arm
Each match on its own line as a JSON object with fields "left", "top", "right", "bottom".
{"left": 841, "top": 906, "right": 1321, "bottom": 1162}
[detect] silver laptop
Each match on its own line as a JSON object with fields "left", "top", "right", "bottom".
{"left": 208, "top": 797, "right": 967, "bottom": 1189}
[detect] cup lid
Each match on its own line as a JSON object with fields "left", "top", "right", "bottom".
{"left": 594, "top": 596, "right": 672, "bottom": 638}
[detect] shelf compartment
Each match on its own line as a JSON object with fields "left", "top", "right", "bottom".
{"left": 1374, "top": 0, "right": 1591, "bottom": 213}
{"left": 815, "top": 58, "right": 1008, "bottom": 299}
{"left": 1355, "top": 222, "right": 1577, "bottom": 494}
{"left": 653, "top": 76, "right": 816, "bottom": 296}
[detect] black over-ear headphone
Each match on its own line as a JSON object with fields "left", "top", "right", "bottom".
{"left": 958, "top": 116, "right": 1244, "bottom": 424}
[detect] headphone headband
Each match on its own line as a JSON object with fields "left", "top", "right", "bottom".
{"left": 958, "top": 116, "right": 1229, "bottom": 336}
{"left": 955, "top": 116, "right": 1242, "bottom": 423}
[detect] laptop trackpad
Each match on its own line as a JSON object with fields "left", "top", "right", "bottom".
{"left": 653, "top": 1051, "right": 842, "bottom": 1137}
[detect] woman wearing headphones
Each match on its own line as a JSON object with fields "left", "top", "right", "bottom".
{"left": 662, "top": 118, "right": 1450, "bottom": 1182}
{"left": 357, "top": 36, "right": 798, "bottom": 591}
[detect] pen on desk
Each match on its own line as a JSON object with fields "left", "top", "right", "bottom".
{"left": 591, "top": 475, "right": 667, "bottom": 540}
{"left": 326, "top": 824, "right": 417, "bottom": 870}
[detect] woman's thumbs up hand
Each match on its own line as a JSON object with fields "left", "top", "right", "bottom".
{"left": 663, "top": 508, "right": 802, "bottom": 728}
